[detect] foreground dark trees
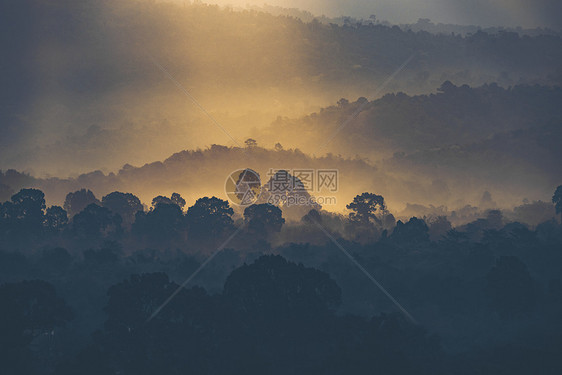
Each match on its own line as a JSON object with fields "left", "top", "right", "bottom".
{"left": 0, "top": 187, "right": 562, "bottom": 374}
{"left": 486, "top": 256, "right": 536, "bottom": 318}
{"left": 243, "top": 203, "right": 285, "bottom": 235}
{"left": 56, "top": 256, "right": 439, "bottom": 375}
{"left": 0, "top": 280, "right": 73, "bottom": 374}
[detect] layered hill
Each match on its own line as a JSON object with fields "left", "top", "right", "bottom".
{"left": 2, "top": 0, "right": 562, "bottom": 174}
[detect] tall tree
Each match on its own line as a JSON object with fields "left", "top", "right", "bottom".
{"left": 72, "top": 203, "right": 122, "bottom": 239}
{"left": 391, "top": 217, "right": 430, "bottom": 244}
{"left": 44, "top": 205, "right": 68, "bottom": 232}
{"left": 244, "top": 138, "right": 257, "bottom": 148}
{"left": 171, "top": 193, "right": 186, "bottom": 210}
{"left": 133, "top": 203, "right": 185, "bottom": 242}
{"left": 1, "top": 189, "right": 47, "bottom": 237}
{"left": 244, "top": 204, "right": 285, "bottom": 235}
{"left": 64, "top": 189, "right": 100, "bottom": 217}
{"left": 102, "top": 192, "right": 143, "bottom": 226}
{"left": 151, "top": 193, "right": 186, "bottom": 210}
{"left": 347, "top": 192, "right": 386, "bottom": 226}
{"left": 185, "top": 197, "right": 234, "bottom": 239}
{"left": 10, "top": 188, "right": 46, "bottom": 223}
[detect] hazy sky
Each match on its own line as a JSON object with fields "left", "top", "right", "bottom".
{"left": 201, "top": 0, "right": 562, "bottom": 29}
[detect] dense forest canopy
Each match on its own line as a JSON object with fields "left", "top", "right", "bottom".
{"left": 0, "top": 184, "right": 561, "bottom": 374}
{"left": 1, "top": 1, "right": 562, "bottom": 374}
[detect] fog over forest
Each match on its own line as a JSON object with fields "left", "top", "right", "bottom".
{"left": 1, "top": 1, "right": 562, "bottom": 374}
{"left": 198, "top": 0, "right": 562, "bottom": 30}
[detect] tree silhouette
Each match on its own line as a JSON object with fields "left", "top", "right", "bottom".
{"left": 347, "top": 192, "right": 386, "bottom": 226}
{"left": 133, "top": 202, "right": 185, "bottom": 242}
{"left": 102, "top": 191, "right": 143, "bottom": 226}
{"left": 427, "top": 216, "right": 452, "bottom": 241}
{"left": 44, "top": 205, "right": 68, "bottom": 232}
{"left": 244, "top": 138, "right": 257, "bottom": 148}
{"left": 72, "top": 203, "right": 122, "bottom": 239}
{"left": 67, "top": 273, "right": 216, "bottom": 375}
{"left": 64, "top": 189, "right": 100, "bottom": 217}
{"left": 302, "top": 208, "right": 322, "bottom": 224}
{"left": 244, "top": 203, "right": 285, "bottom": 235}
{"left": 151, "top": 193, "right": 186, "bottom": 210}
{"left": 391, "top": 217, "right": 430, "bottom": 244}
{"left": 170, "top": 193, "right": 186, "bottom": 210}
{"left": 10, "top": 188, "right": 46, "bottom": 223}
{"left": 151, "top": 195, "right": 173, "bottom": 208}
{"left": 221, "top": 255, "right": 343, "bottom": 374}
{"left": 185, "top": 197, "right": 234, "bottom": 239}
{"left": 0, "top": 188, "right": 47, "bottom": 237}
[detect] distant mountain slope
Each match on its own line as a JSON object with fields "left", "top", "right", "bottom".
{"left": 259, "top": 83, "right": 562, "bottom": 158}
{"left": 385, "top": 120, "right": 562, "bottom": 191}
{"left": 1, "top": 118, "right": 560, "bottom": 215}
{"left": 2, "top": 0, "right": 562, "bottom": 174}
{"left": 254, "top": 82, "right": 562, "bottom": 204}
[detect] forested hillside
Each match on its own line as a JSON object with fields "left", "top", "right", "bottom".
{"left": 2, "top": 0, "right": 562, "bottom": 174}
